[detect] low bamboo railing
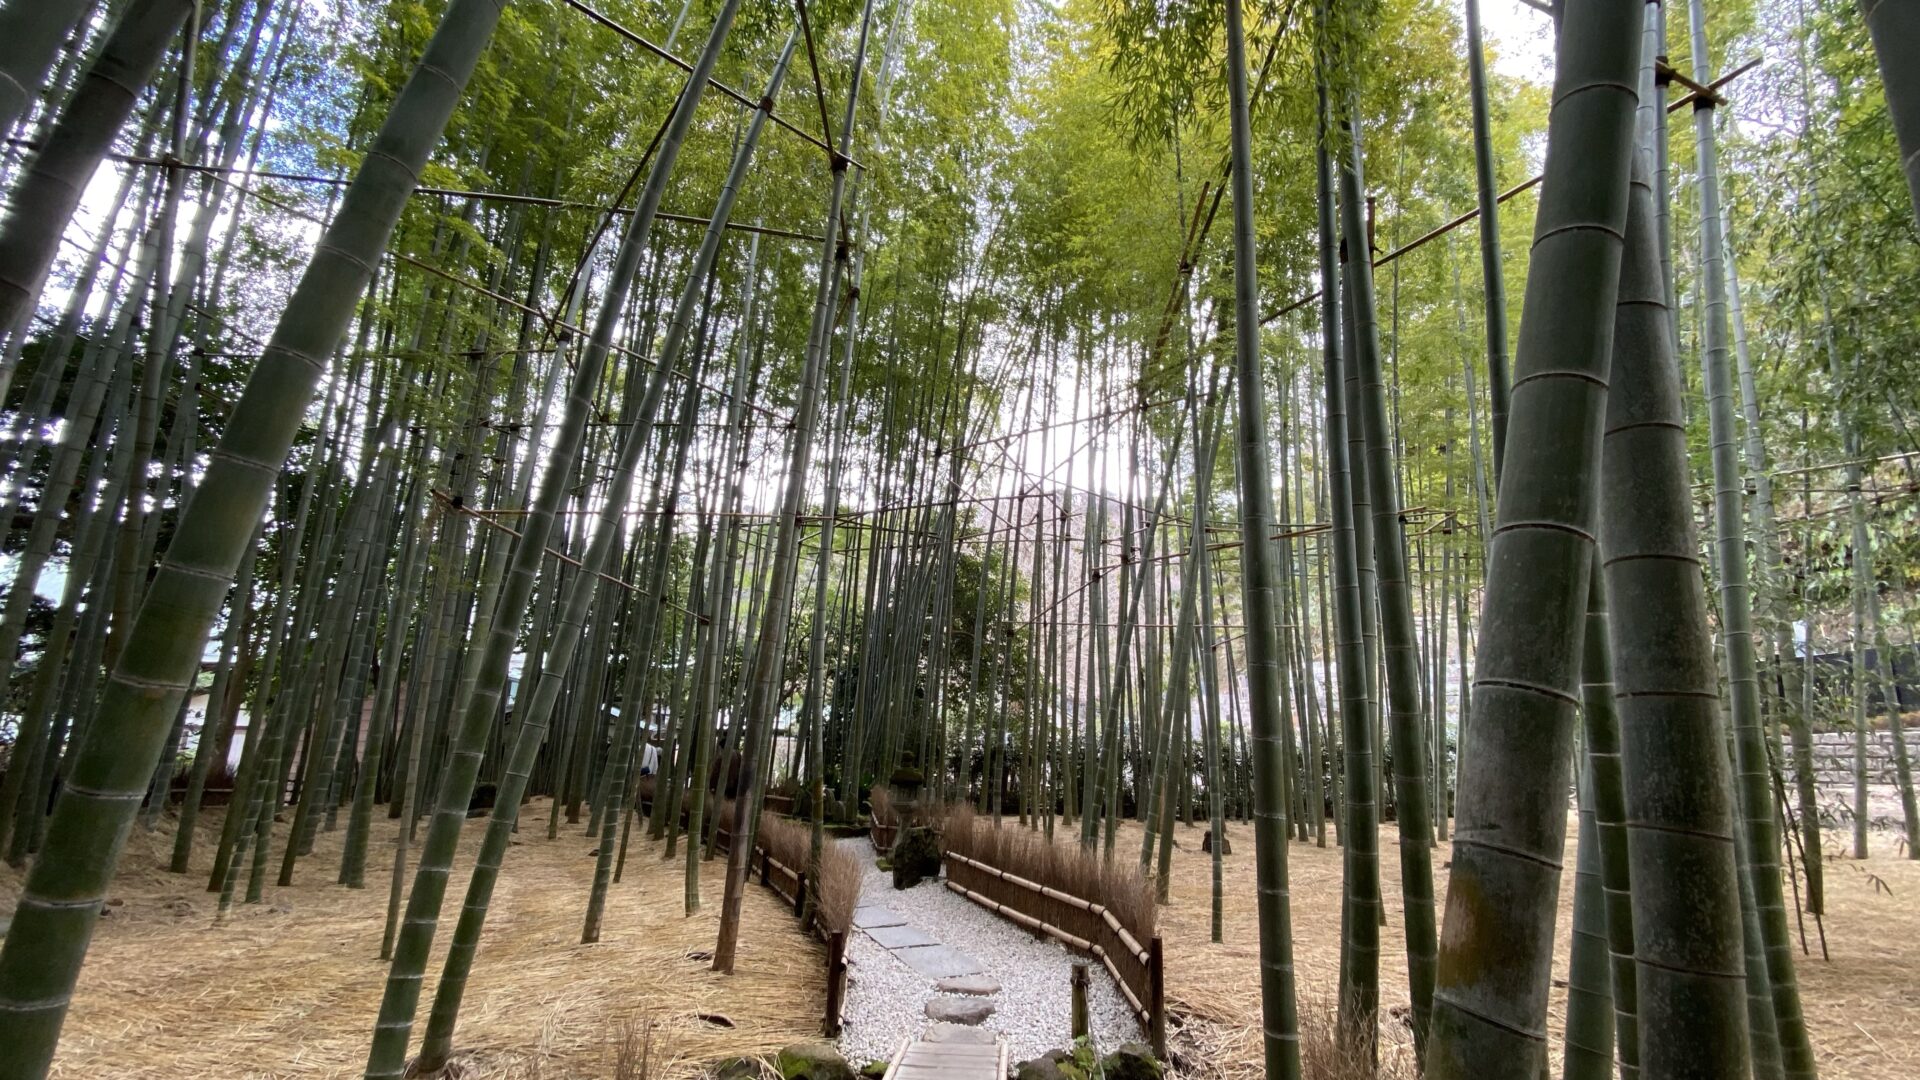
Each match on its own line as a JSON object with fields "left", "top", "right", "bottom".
{"left": 713, "top": 820, "right": 851, "bottom": 1036}
{"left": 942, "top": 849, "right": 1165, "bottom": 1056}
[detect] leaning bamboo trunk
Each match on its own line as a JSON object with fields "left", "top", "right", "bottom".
{"left": 413, "top": 36, "right": 789, "bottom": 1071}
{"left": 1223, "top": 1, "right": 1301, "bottom": 1075}
{"left": 1597, "top": 152, "right": 1751, "bottom": 1080}
{"left": 0, "top": 0, "right": 93, "bottom": 138}
{"left": 1336, "top": 105, "right": 1436, "bottom": 1057}
{"left": 1683, "top": 2, "right": 1819, "bottom": 1069}
{"left": 0, "top": 0, "right": 196, "bottom": 344}
{"left": 1313, "top": 72, "right": 1377, "bottom": 1049}
{"left": 1425, "top": 1, "right": 1642, "bottom": 1075}
{"left": 711, "top": 0, "right": 880, "bottom": 973}
{"left": 0, "top": 2, "right": 506, "bottom": 1073}
{"left": 1462, "top": 0, "right": 1510, "bottom": 476}
{"left": 364, "top": 8, "right": 749, "bottom": 1073}
{"left": 1562, "top": 765, "right": 1613, "bottom": 1080}
{"left": 1576, "top": 561, "right": 1640, "bottom": 1078}
{"left": 1860, "top": 0, "right": 1920, "bottom": 224}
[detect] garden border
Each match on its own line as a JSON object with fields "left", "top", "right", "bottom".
{"left": 941, "top": 848, "right": 1166, "bottom": 1056}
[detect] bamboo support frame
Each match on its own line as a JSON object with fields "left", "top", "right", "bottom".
{"left": 562, "top": 0, "right": 866, "bottom": 171}
{"left": 941, "top": 848, "right": 1163, "bottom": 1051}
{"left": 1257, "top": 57, "right": 1760, "bottom": 328}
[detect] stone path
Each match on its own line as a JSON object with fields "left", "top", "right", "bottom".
{"left": 854, "top": 902, "right": 1006, "bottom": 1080}
{"left": 834, "top": 837, "right": 1139, "bottom": 1066}
{"left": 852, "top": 902, "right": 1003, "bottom": 1009}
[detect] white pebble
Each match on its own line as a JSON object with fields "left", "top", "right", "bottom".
{"left": 834, "top": 837, "right": 1143, "bottom": 1068}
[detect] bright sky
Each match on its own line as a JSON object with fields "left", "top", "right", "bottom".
{"left": 982, "top": 0, "right": 1557, "bottom": 508}
{"left": 1479, "top": 0, "right": 1558, "bottom": 82}
{"left": 13, "top": 0, "right": 1562, "bottom": 607}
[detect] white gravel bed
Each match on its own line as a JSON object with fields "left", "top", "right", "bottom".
{"left": 834, "top": 837, "right": 1142, "bottom": 1067}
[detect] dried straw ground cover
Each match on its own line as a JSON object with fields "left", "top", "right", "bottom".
{"left": 942, "top": 805, "right": 1156, "bottom": 965}
{"left": 1133, "top": 819, "right": 1920, "bottom": 1080}
{"left": 0, "top": 800, "right": 825, "bottom": 1078}
{"left": 752, "top": 812, "right": 862, "bottom": 935}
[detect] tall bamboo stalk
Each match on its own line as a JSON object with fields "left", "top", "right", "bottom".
{"left": 1336, "top": 104, "right": 1436, "bottom": 1056}
{"left": 1426, "top": 2, "right": 1642, "bottom": 1073}
{"left": 1598, "top": 150, "right": 1751, "bottom": 1080}
{"left": 1684, "top": 2, "right": 1817, "bottom": 1070}
{"left": 0, "top": 2, "right": 506, "bottom": 1071}
{"left": 713, "top": 0, "right": 880, "bottom": 974}
{"left": 1461, "top": 0, "right": 1509, "bottom": 477}
{"left": 1225, "top": 0, "right": 1300, "bottom": 1073}
{"left": 0, "top": 0, "right": 197, "bottom": 346}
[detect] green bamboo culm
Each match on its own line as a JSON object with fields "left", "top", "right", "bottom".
{"left": 1561, "top": 763, "right": 1613, "bottom": 1080}
{"left": 168, "top": 523, "right": 263, "bottom": 874}
{"left": 412, "top": 23, "right": 783, "bottom": 1070}
{"left": 362, "top": 4, "right": 744, "bottom": 1073}
{"left": 1461, "top": 0, "right": 1510, "bottom": 478}
{"left": 1335, "top": 104, "right": 1436, "bottom": 1058}
{"left": 1224, "top": 0, "right": 1301, "bottom": 1075}
{"left": 1683, "top": 0, "right": 1819, "bottom": 1071}
{"left": 1598, "top": 150, "right": 1752, "bottom": 1080}
{"left": 1564, "top": 561, "right": 1624, "bottom": 1080}
{"left": 1860, "top": 0, "right": 1920, "bottom": 225}
{"left": 0, "top": 0, "right": 93, "bottom": 141}
{"left": 1312, "top": 36, "right": 1379, "bottom": 1049}
{"left": 0, "top": 0, "right": 196, "bottom": 347}
{"left": 1578, "top": 560, "right": 1639, "bottom": 1079}
{"left": 711, "top": 0, "right": 879, "bottom": 975}
{"left": 0, "top": 2, "right": 507, "bottom": 1074}
{"left": 1424, "top": 0, "right": 1642, "bottom": 1075}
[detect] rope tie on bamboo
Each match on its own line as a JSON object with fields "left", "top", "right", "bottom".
{"left": 1451, "top": 834, "right": 1565, "bottom": 871}
{"left": 60, "top": 781, "right": 147, "bottom": 802}
{"left": 113, "top": 670, "right": 194, "bottom": 693}
{"left": 1473, "top": 675, "right": 1580, "bottom": 706}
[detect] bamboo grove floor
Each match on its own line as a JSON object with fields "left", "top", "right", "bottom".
{"left": 1, "top": 805, "right": 1913, "bottom": 1077}
{"left": 0, "top": 799, "right": 825, "bottom": 1079}
{"left": 1144, "top": 817, "right": 1920, "bottom": 1080}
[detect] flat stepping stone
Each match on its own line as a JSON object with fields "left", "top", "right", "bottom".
{"left": 892, "top": 943, "right": 985, "bottom": 978}
{"left": 867, "top": 923, "right": 939, "bottom": 949}
{"left": 853, "top": 904, "right": 908, "bottom": 929}
{"left": 921, "top": 1022, "right": 999, "bottom": 1046}
{"left": 935, "top": 975, "right": 1001, "bottom": 996}
{"left": 925, "top": 995, "right": 995, "bottom": 1025}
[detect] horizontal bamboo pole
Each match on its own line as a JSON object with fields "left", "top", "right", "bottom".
{"left": 945, "top": 850, "right": 1152, "bottom": 965}
{"left": 1257, "top": 57, "right": 1761, "bottom": 327}
{"left": 62, "top": 150, "right": 832, "bottom": 243}
{"left": 560, "top": 0, "right": 865, "bottom": 171}
{"left": 943, "top": 878, "right": 1149, "bottom": 1023}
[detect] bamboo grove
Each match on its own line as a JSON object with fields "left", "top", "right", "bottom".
{"left": 0, "top": 0, "right": 1915, "bottom": 1078}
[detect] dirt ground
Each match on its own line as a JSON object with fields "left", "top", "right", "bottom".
{"left": 0, "top": 800, "right": 826, "bottom": 1079}
{"left": 1145, "top": 817, "right": 1920, "bottom": 1080}
{"left": 3, "top": 801, "right": 1913, "bottom": 1078}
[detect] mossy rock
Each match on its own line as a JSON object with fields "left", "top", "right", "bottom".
{"left": 891, "top": 825, "right": 941, "bottom": 890}
{"left": 858, "top": 1061, "right": 890, "bottom": 1079}
{"left": 1013, "top": 1048, "right": 1091, "bottom": 1080}
{"left": 467, "top": 782, "right": 499, "bottom": 818}
{"left": 708, "top": 1057, "right": 763, "bottom": 1080}
{"left": 1099, "top": 1043, "right": 1163, "bottom": 1080}
{"left": 775, "top": 1042, "right": 855, "bottom": 1080}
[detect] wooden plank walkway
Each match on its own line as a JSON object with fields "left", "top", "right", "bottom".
{"left": 881, "top": 1035, "right": 1007, "bottom": 1080}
